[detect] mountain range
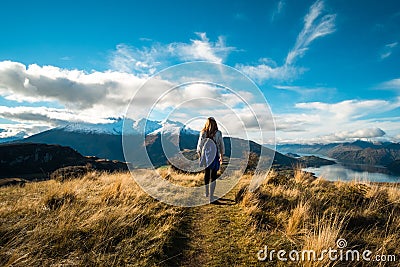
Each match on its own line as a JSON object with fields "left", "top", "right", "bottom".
{"left": 277, "top": 140, "right": 400, "bottom": 168}
{"left": 4, "top": 118, "right": 399, "bottom": 174}
{"left": 4, "top": 118, "right": 310, "bottom": 170}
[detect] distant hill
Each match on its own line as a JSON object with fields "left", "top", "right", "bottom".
{"left": 387, "top": 160, "right": 400, "bottom": 174}
{"left": 277, "top": 140, "right": 400, "bottom": 167}
{"left": 298, "top": 156, "right": 335, "bottom": 168}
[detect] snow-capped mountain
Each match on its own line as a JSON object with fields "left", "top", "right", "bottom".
{"left": 132, "top": 118, "right": 162, "bottom": 135}
{"left": 19, "top": 118, "right": 200, "bottom": 164}
{"left": 56, "top": 118, "right": 198, "bottom": 136}
{"left": 150, "top": 119, "right": 199, "bottom": 135}
{"left": 0, "top": 129, "right": 27, "bottom": 143}
{"left": 59, "top": 119, "right": 126, "bottom": 135}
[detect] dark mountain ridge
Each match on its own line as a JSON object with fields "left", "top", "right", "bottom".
{"left": 0, "top": 143, "right": 128, "bottom": 179}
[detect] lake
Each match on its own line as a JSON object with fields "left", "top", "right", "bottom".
{"left": 303, "top": 163, "right": 400, "bottom": 183}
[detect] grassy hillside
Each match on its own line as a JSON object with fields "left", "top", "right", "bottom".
{"left": 1, "top": 169, "right": 399, "bottom": 266}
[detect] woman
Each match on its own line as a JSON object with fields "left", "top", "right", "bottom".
{"left": 197, "top": 117, "right": 224, "bottom": 202}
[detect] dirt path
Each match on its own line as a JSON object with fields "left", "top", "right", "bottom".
{"left": 179, "top": 188, "right": 269, "bottom": 266}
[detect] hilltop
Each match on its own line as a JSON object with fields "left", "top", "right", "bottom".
{"left": 1, "top": 169, "right": 399, "bottom": 266}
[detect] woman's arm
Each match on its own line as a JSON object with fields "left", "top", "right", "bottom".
{"left": 196, "top": 131, "right": 204, "bottom": 156}
{"left": 218, "top": 131, "right": 225, "bottom": 162}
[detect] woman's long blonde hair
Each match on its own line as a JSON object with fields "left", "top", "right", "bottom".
{"left": 202, "top": 117, "right": 218, "bottom": 138}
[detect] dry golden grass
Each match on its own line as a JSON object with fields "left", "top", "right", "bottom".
{"left": 0, "top": 171, "right": 188, "bottom": 267}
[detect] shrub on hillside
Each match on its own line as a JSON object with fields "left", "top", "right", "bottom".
{"left": 50, "top": 165, "right": 92, "bottom": 182}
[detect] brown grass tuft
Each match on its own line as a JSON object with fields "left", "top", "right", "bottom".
{"left": 286, "top": 201, "right": 310, "bottom": 237}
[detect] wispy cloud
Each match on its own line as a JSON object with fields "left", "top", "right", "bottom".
{"left": 60, "top": 56, "right": 72, "bottom": 61}
{"left": 285, "top": 0, "right": 336, "bottom": 65}
{"left": 380, "top": 42, "right": 398, "bottom": 60}
{"left": 274, "top": 85, "right": 335, "bottom": 96}
{"left": 234, "top": 13, "right": 247, "bottom": 21}
{"left": 237, "top": 60, "right": 303, "bottom": 83}
{"left": 271, "top": 0, "right": 285, "bottom": 22}
{"left": 110, "top": 33, "right": 236, "bottom": 75}
{"left": 378, "top": 78, "right": 400, "bottom": 91}
{"left": 110, "top": 43, "right": 161, "bottom": 75}
{"left": 172, "top": 32, "right": 235, "bottom": 63}
{"left": 238, "top": 0, "right": 336, "bottom": 83}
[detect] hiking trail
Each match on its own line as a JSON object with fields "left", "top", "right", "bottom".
{"left": 177, "top": 187, "right": 270, "bottom": 266}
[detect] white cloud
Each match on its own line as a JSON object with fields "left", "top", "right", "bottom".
{"left": 0, "top": 60, "right": 148, "bottom": 114}
{"left": 277, "top": 127, "right": 388, "bottom": 144}
{"left": 295, "top": 98, "right": 400, "bottom": 120}
{"left": 343, "top": 128, "right": 386, "bottom": 138}
{"left": 237, "top": 0, "right": 336, "bottom": 83}
{"left": 274, "top": 113, "right": 320, "bottom": 132}
{"left": 0, "top": 123, "right": 48, "bottom": 139}
{"left": 274, "top": 98, "right": 400, "bottom": 143}
{"left": 380, "top": 42, "right": 398, "bottom": 60}
{"left": 0, "top": 106, "right": 113, "bottom": 126}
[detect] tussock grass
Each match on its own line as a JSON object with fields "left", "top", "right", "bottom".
{"left": 293, "top": 165, "right": 313, "bottom": 185}
{"left": 0, "top": 171, "right": 188, "bottom": 267}
{"left": 286, "top": 201, "right": 310, "bottom": 237}
{"left": 237, "top": 168, "right": 400, "bottom": 266}
{"left": 157, "top": 166, "right": 204, "bottom": 187}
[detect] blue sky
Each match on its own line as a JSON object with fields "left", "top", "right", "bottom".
{"left": 0, "top": 0, "right": 399, "bottom": 143}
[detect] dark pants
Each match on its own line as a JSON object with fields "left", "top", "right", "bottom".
{"left": 204, "top": 167, "right": 217, "bottom": 197}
